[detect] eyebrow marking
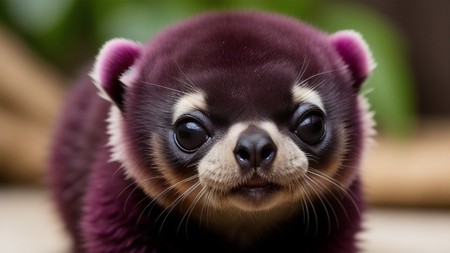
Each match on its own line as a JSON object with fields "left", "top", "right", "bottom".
{"left": 172, "top": 92, "right": 207, "bottom": 123}
{"left": 291, "top": 86, "right": 325, "bottom": 112}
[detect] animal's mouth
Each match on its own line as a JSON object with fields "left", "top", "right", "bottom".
{"left": 241, "top": 174, "right": 273, "bottom": 188}
{"left": 230, "top": 174, "right": 281, "bottom": 207}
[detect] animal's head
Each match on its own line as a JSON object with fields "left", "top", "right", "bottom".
{"left": 92, "top": 11, "right": 375, "bottom": 228}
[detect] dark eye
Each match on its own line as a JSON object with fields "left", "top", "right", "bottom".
{"left": 174, "top": 119, "right": 209, "bottom": 152}
{"left": 295, "top": 111, "right": 326, "bottom": 145}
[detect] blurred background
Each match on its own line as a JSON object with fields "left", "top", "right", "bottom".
{"left": 0, "top": 0, "right": 449, "bottom": 252}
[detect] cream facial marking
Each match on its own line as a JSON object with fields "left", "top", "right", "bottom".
{"left": 172, "top": 92, "right": 207, "bottom": 123}
{"left": 197, "top": 122, "right": 250, "bottom": 192}
{"left": 259, "top": 121, "right": 309, "bottom": 183}
{"left": 291, "top": 86, "right": 325, "bottom": 112}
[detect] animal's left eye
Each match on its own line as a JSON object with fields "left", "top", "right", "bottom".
{"left": 174, "top": 118, "right": 209, "bottom": 152}
{"left": 294, "top": 110, "right": 326, "bottom": 145}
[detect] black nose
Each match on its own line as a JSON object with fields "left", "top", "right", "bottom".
{"left": 233, "top": 126, "right": 277, "bottom": 171}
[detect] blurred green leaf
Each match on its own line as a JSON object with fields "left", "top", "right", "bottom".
{"left": 314, "top": 3, "right": 417, "bottom": 137}
{"left": 2, "top": 0, "right": 74, "bottom": 34}
{"left": 95, "top": 1, "right": 198, "bottom": 43}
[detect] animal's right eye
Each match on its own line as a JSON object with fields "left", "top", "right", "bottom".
{"left": 291, "top": 103, "right": 327, "bottom": 146}
{"left": 294, "top": 111, "right": 326, "bottom": 145}
{"left": 174, "top": 118, "right": 209, "bottom": 152}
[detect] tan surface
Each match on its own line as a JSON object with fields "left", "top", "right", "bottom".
{"left": 362, "top": 120, "right": 450, "bottom": 207}
{"left": 360, "top": 207, "right": 450, "bottom": 253}
{"left": 0, "top": 187, "right": 69, "bottom": 253}
{"left": 0, "top": 187, "right": 449, "bottom": 253}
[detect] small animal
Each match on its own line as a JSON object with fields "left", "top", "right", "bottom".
{"left": 49, "top": 10, "right": 375, "bottom": 253}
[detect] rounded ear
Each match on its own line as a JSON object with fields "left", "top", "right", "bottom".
{"left": 91, "top": 38, "right": 142, "bottom": 109}
{"left": 330, "top": 30, "right": 376, "bottom": 91}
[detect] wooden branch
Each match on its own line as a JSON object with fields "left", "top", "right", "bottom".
{"left": 362, "top": 120, "right": 450, "bottom": 208}
{"left": 0, "top": 26, "right": 66, "bottom": 128}
{"left": 0, "top": 109, "right": 49, "bottom": 183}
{"left": 0, "top": 25, "right": 67, "bottom": 184}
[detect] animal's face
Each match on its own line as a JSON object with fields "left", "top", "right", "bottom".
{"left": 92, "top": 12, "right": 375, "bottom": 222}
{"left": 142, "top": 66, "right": 346, "bottom": 213}
{"left": 168, "top": 88, "right": 326, "bottom": 212}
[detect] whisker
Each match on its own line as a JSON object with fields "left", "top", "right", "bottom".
{"left": 296, "top": 69, "right": 338, "bottom": 87}
{"left": 308, "top": 173, "right": 344, "bottom": 226}
{"left": 199, "top": 189, "right": 214, "bottom": 228}
{"left": 300, "top": 183, "right": 317, "bottom": 234}
{"left": 128, "top": 175, "right": 176, "bottom": 211}
{"left": 158, "top": 180, "right": 202, "bottom": 233}
{"left": 119, "top": 175, "right": 166, "bottom": 212}
{"left": 305, "top": 175, "right": 330, "bottom": 230}
{"left": 294, "top": 57, "right": 310, "bottom": 85}
{"left": 307, "top": 169, "right": 361, "bottom": 217}
{"left": 305, "top": 153, "right": 320, "bottom": 164}
{"left": 306, "top": 78, "right": 329, "bottom": 94}
{"left": 304, "top": 174, "right": 337, "bottom": 235}
{"left": 135, "top": 175, "right": 198, "bottom": 225}
{"left": 178, "top": 185, "right": 206, "bottom": 236}
{"left": 176, "top": 63, "right": 200, "bottom": 92}
{"left": 112, "top": 163, "right": 126, "bottom": 177}
{"left": 139, "top": 80, "right": 191, "bottom": 96}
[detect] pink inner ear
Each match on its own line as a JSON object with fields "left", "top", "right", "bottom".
{"left": 330, "top": 31, "right": 375, "bottom": 89}
{"left": 92, "top": 38, "right": 142, "bottom": 107}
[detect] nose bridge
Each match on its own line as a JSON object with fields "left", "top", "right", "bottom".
{"left": 233, "top": 124, "right": 277, "bottom": 171}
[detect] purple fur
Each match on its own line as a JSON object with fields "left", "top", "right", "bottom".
{"left": 93, "top": 39, "right": 142, "bottom": 108}
{"left": 49, "top": 10, "right": 373, "bottom": 253}
{"left": 330, "top": 31, "right": 375, "bottom": 89}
